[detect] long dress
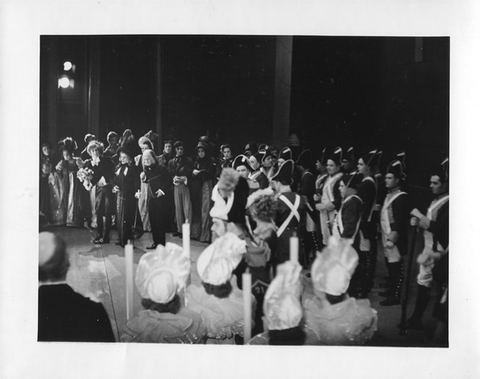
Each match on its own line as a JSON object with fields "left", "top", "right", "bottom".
{"left": 48, "top": 166, "right": 67, "bottom": 226}
{"left": 185, "top": 278, "right": 256, "bottom": 344}
{"left": 303, "top": 296, "right": 378, "bottom": 346}
{"left": 120, "top": 308, "right": 207, "bottom": 344}
{"left": 190, "top": 156, "right": 216, "bottom": 242}
{"left": 114, "top": 163, "right": 141, "bottom": 245}
{"left": 135, "top": 154, "right": 151, "bottom": 232}
{"left": 49, "top": 159, "right": 83, "bottom": 227}
{"left": 40, "top": 156, "right": 53, "bottom": 222}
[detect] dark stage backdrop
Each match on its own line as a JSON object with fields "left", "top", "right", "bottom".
{"left": 40, "top": 35, "right": 448, "bottom": 192}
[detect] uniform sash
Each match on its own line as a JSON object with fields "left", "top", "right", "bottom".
{"left": 277, "top": 194, "right": 301, "bottom": 238}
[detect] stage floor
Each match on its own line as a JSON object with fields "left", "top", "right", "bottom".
{"left": 45, "top": 225, "right": 439, "bottom": 346}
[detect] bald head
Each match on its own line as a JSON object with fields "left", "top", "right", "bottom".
{"left": 39, "top": 232, "right": 70, "bottom": 282}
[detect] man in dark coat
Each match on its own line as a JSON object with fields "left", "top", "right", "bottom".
{"left": 38, "top": 232, "right": 115, "bottom": 342}
{"left": 140, "top": 149, "right": 173, "bottom": 249}
{"left": 168, "top": 141, "right": 193, "bottom": 237}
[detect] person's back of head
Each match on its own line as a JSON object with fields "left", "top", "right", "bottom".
{"left": 39, "top": 232, "right": 70, "bottom": 283}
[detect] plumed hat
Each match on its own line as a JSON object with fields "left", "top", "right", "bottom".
{"left": 263, "top": 261, "right": 303, "bottom": 330}
{"left": 296, "top": 149, "right": 313, "bottom": 169}
{"left": 311, "top": 237, "right": 359, "bottom": 296}
{"left": 135, "top": 243, "right": 190, "bottom": 304}
{"left": 144, "top": 130, "right": 158, "bottom": 143}
{"left": 59, "top": 137, "right": 78, "bottom": 154}
{"left": 329, "top": 147, "right": 343, "bottom": 166}
{"left": 386, "top": 159, "right": 406, "bottom": 180}
{"left": 233, "top": 154, "right": 253, "bottom": 171}
{"left": 86, "top": 140, "right": 104, "bottom": 156}
{"left": 342, "top": 172, "right": 364, "bottom": 189}
{"left": 138, "top": 136, "right": 153, "bottom": 149}
{"left": 344, "top": 147, "right": 355, "bottom": 163}
{"left": 271, "top": 159, "right": 294, "bottom": 183}
{"left": 278, "top": 147, "right": 292, "bottom": 162}
{"left": 196, "top": 232, "right": 246, "bottom": 285}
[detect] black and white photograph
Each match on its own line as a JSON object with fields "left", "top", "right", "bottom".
{"left": 1, "top": 1, "right": 479, "bottom": 379}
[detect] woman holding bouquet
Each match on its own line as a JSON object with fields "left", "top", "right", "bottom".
{"left": 81, "top": 141, "right": 115, "bottom": 244}
{"left": 112, "top": 147, "right": 141, "bottom": 247}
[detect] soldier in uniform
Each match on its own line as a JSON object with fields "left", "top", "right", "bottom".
{"left": 270, "top": 159, "right": 307, "bottom": 268}
{"left": 405, "top": 158, "right": 449, "bottom": 329}
{"left": 378, "top": 159, "right": 411, "bottom": 306}
{"left": 315, "top": 147, "right": 344, "bottom": 246}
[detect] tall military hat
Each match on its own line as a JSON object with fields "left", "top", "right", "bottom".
{"left": 232, "top": 154, "right": 253, "bottom": 171}
{"left": 386, "top": 159, "right": 406, "bottom": 180}
{"left": 342, "top": 172, "right": 363, "bottom": 189}
{"left": 432, "top": 157, "right": 449, "bottom": 183}
{"left": 259, "top": 146, "right": 272, "bottom": 165}
{"left": 296, "top": 149, "right": 313, "bottom": 169}
{"left": 278, "top": 147, "right": 293, "bottom": 162}
{"left": 360, "top": 149, "right": 379, "bottom": 168}
{"left": 329, "top": 146, "right": 343, "bottom": 166}
{"left": 271, "top": 159, "right": 294, "bottom": 183}
{"left": 317, "top": 147, "right": 328, "bottom": 166}
{"left": 344, "top": 147, "right": 355, "bottom": 163}
{"left": 396, "top": 150, "right": 406, "bottom": 169}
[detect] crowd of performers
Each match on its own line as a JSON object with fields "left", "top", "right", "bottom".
{"left": 39, "top": 130, "right": 449, "bottom": 345}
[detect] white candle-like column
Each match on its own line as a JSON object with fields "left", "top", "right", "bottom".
{"left": 182, "top": 221, "right": 191, "bottom": 291}
{"left": 243, "top": 270, "right": 252, "bottom": 344}
{"left": 290, "top": 232, "right": 299, "bottom": 262}
{"left": 125, "top": 241, "right": 134, "bottom": 320}
{"left": 182, "top": 221, "right": 190, "bottom": 258}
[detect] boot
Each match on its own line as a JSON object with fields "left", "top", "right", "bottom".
{"left": 399, "top": 284, "right": 430, "bottom": 329}
{"left": 103, "top": 216, "right": 112, "bottom": 243}
{"left": 380, "top": 261, "right": 403, "bottom": 306}
{"left": 379, "top": 257, "right": 391, "bottom": 288}
{"left": 368, "top": 248, "right": 377, "bottom": 289}
{"left": 360, "top": 250, "right": 372, "bottom": 298}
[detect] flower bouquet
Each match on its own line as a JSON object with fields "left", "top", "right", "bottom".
{"left": 77, "top": 167, "right": 94, "bottom": 183}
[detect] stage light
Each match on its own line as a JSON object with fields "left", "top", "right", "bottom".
{"left": 63, "top": 61, "right": 73, "bottom": 71}
{"left": 59, "top": 76, "right": 70, "bottom": 88}
{"left": 58, "top": 75, "right": 74, "bottom": 89}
